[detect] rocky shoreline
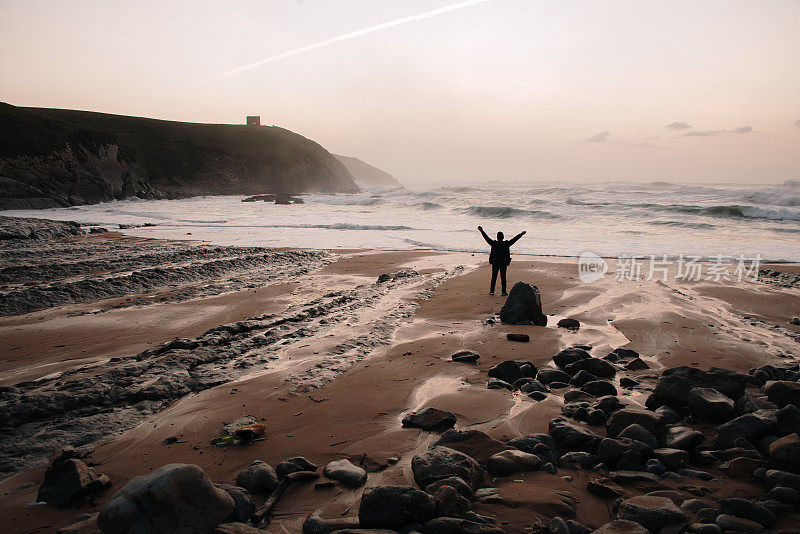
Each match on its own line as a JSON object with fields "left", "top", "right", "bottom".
{"left": 1, "top": 217, "right": 799, "bottom": 533}
{"left": 30, "top": 323, "right": 800, "bottom": 534}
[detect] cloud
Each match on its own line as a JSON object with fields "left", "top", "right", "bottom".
{"left": 682, "top": 130, "right": 723, "bottom": 137}
{"left": 665, "top": 121, "right": 691, "bottom": 130}
{"left": 585, "top": 131, "right": 611, "bottom": 143}
{"left": 682, "top": 125, "right": 753, "bottom": 137}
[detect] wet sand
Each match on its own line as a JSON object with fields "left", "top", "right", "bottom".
{"left": 1, "top": 234, "right": 799, "bottom": 533}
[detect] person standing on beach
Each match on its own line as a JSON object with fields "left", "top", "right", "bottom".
{"left": 478, "top": 226, "right": 526, "bottom": 295}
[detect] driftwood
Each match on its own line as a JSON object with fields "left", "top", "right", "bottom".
{"left": 251, "top": 470, "right": 319, "bottom": 527}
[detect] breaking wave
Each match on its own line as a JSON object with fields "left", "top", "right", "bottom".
{"left": 648, "top": 220, "right": 717, "bottom": 229}
{"left": 670, "top": 204, "right": 800, "bottom": 221}
{"left": 466, "top": 206, "right": 559, "bottom": 219}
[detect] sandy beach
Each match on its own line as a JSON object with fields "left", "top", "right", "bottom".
{"left": 1, "top": 227, "right": 800, "bottom": 533}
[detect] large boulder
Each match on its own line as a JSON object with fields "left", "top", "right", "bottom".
{"left": 499, "top": 282, "right": 547, "bottom": 326}
{"left": 424, "top": 476, "right": 475, "bottom": 501}
{"left": 564, "top": 358, "right": 616, "bottom": 379}
{"left": 715, "top": 515, "right": 763, "bottom": 533}
{"left": 764, "top": 380, "right": 800, "bottom": 409}
{"left": 451, "top": 350, "right": 481, "bottom": 363}
{"left": 402, "top": 408, "right": 457, "bottom": 431}
{"left": 720, "top": 498, "right": 776, "bottom": 528}
{"left": 236, "top": 460, "right": 279, "bottom": 494}
{"left": 581, "top": 381, "right": 617, "bottom": 398}
{"left": 98, "top": 463, "right": 234, "bottom": 534}
{"left": 648, "top": 366, "right": 747, "bottom": 410}
{"left": 617, "top": 495, "right": 686, "bottom": 532}
{"left": 487, "top": 360, "right": 528, "bottom": 384}
{"left": 688, "top": 387, "right": 735, "bottom": 422}
{"left": 358, "top": 486, "right": 436, "bottom": 529}
{"left": 538, "top": 368, "right": 572, "bottom": 384}
{"left": 548, "top": 417, "right": 601, "bottom": 452}
{"left": 593, "top": 396, "right": 626, "bottom": 416}
{"left": 486, "top": 450, "right": 541, "bottom": 476}
{"left": 769, "top": 433, "right": 800, "bottom": 473}
{"left": 652, "top": 448, "right": 689, "bottom": 470}
{"left": 618, "top": 424, "right": 658, "bottom": 450}
{"left": 597, "top": 438, "right": 648, "bottom": 471}
{"left": 764, "top": 469, "right": 800, "bottom": 491}
{"left": 411, "top": 447, "right": 483, "bottom": 490}
{"left": 37, "top": 458, "right": 110, "bottom": 507}
{"left": 215, "top": 484, "right": 254, "bottom": 524}
{"left": 323, "top": 459, "right": 367, "bottom": 487}
{"left": 431, "top": 484, "right": 471, "bottom": 517}
{"left": 508, "top": 433, "right": 561, "bottom": 464}
{"left": 663, "top": 426, "right": 705, "bottom": 451}
{"left": 777, "top": 404, "right": 800, "bottom": 434}
{"left": 553, "top": 348, "right": 591, "bottom": 370}
{"left": 606, "top": 408, "right": 662, "bottom": 439}
{"left": 710, "top": 412, "right": 776, "bottom": 450}
{"left": 433, "top": 430, "right": 511, "bottom": 463}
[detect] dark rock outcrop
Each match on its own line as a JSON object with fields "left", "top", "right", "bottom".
{"left": 606, "top": 408, "right": 662, "bottom": 439}
{"left": 433, "top": 430, "right": 511, "bottom": 463}
{"left": 36, "top": 457, "right": 110, "bottom": 507}
{"left": 710, "top": 412, "right": 777, "bottom": 450}
{"left": 557, "top": 318, "right": 580, "bottom": 330}
{"left": 236, "top": 460, "right": 279, "bottom": 494}
{"left": 548, "top": 417, "right": 601, "bottom": 452}
{"left": 358, "top": 486, "right": 436, "bottom": 529}
{"left": 648, "top": 366, "right": 747, "bottom": 410}
{"left": 617, "top": 495, "right": 686, "bottom": 532}
{"left": 451, "top": 350, "right": 481, "bottom": 364}
{"left": 564, "top": 357, "right": 616, "bottom": 379}
{"left": 215, "top": 484, "right": 255, "bottom": 524}
{"left": 486, "top": 450, "right": 541, "bottom": 476}
{"left": 764, "top": 381, "right": 800, "bottom": 409}
{"left": 97, "top": 463, "right": 234, "bottom": 534}
{"left": 0, "top": 102, "right": 359, "bottom": 210}
{"left": 688, "top": 387, "right": 736, "bottom": 422}
{"left": 0, "top": 216, "right": 85, "bottom": 239}
{"left": 488, "top": 360, "right": 534, "bottom": 384}
{"left": 402, "top": 408, "right": 457, "bottom": 431}
{"left": 553, "top": 348, "right": 591, "bottom": 369}
{"left": 412, "top": 447, "right": 483, "bottom": 490}
{"left": 499, "top": 282, "right": 547, "bottom": 326}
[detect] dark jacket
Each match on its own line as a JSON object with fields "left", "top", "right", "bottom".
{"left": 479, "top": 229, "right": 524, "bottom": 266}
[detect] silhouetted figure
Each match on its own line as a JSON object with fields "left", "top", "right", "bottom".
{"left": 478, "top": 226, "right": 526, "bottom": 295}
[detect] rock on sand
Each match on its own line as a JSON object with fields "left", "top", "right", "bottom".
{"left": 98, "top": 463, "right": 234, "bottom": 534}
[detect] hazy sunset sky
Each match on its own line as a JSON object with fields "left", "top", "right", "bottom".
{"left": 2, "top": 0, "right": 799, "bottom": 184}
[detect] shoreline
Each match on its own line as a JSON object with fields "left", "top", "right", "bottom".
{"left": 1, "top": 222, "right": 799, "bottom": 532}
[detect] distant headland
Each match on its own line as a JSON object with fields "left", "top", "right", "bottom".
{"left": 0, "top": 103, "right": 380, "bottom": 209}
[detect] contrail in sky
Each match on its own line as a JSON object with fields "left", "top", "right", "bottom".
{"left": 218, "top": 0, "right": 492, "bottom": 79}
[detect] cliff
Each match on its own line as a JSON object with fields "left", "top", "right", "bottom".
{"left": 334, "top": 154, "right": 400, "bottom": 188}
{"left": 0, "top": 103, "right": 359, "bottom": 209}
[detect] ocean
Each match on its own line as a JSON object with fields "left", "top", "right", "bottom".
{"left": 5, "top": 180, "right": 800, "bottom": 262}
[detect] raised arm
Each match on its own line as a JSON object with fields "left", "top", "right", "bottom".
{"left": 508, "top": 231, "right": 526, "bottom": 246}
{"left": 478, "top": 226, "right": 493, "bottom": 245}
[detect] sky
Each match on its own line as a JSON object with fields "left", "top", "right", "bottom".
{"left": 1, "top": 0, "right": 799, "bottom": 184}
